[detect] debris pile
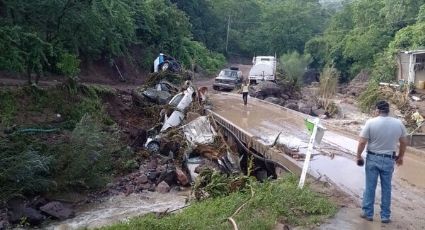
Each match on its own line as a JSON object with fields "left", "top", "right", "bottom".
{"left": 101, "top": 72, "right": 242, "bottom": 197}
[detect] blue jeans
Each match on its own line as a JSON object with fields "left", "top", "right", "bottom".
{"left": 362, "top": 154, "right": 395, "bottom": 220}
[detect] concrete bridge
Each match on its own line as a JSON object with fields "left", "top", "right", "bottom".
{"left": 207, "top": 93, "right": 425, "bottom": 229}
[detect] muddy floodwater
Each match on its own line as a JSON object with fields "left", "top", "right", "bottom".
{"left": 210, "top": 93, "right": 425, "bottom": 229}
{"left": 46, "top": 191, "right": 187, "bottom": 229}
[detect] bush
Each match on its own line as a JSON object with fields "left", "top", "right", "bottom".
{"left": 0, "top": 136, "right": 54, "bottom": 202}
{"left": 318, "top": 67, "right": 339, "bottom": 116}
{"left": 56, "top": 53, "right": 80, "bottom": 79}
{"left": 358, "top": 82, "right": 381, "bottom": 112}
{"left": 54, "top": 114, "right": 127, "bottom": 190}
{"left": 279, "top": 51, "right": 312, "bottom": 86}
{"left": 181, "top": 39, "right": 226, "bottom": 74}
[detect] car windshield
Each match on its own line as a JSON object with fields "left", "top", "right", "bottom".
{"left": 222, "top": 70, "right": 238, "bottom": 79}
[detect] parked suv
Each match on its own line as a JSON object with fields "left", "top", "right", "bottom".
{"left": 212, "top": 67, "right": 243, "bottom": 91}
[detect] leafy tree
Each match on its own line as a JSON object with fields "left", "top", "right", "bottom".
{"left": 170, "top": 0, "right": 225, "bottom": 51}
{"left": 259, "top": 0, "right": 326, "bottom": 55}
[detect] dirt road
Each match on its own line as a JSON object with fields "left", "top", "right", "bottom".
{"left": 209, "top": 93, "right": 425, "bottom": 229}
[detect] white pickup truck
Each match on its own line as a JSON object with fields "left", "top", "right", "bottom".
{"left": 248, "top": 56, "right": 277, "bottom": 84}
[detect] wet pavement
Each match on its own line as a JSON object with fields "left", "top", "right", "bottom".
{"left": 210, "top": 93, "right": 425, "bottom": 229}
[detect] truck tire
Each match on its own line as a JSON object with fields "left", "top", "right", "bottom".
{"left": 213, "top": 85, "right": 219, "bottom": 90}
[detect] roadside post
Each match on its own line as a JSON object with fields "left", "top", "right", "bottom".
{"left": 298, "top": 118, "right": 324, "bottom": 189}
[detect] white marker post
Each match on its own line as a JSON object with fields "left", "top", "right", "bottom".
{"left": 298, "top": 117, "right": 320, "bottom": 189}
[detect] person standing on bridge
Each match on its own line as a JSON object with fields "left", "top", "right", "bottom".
{"left": 356, "top": 100, "right": 408, "bottom": 224}
{"left": 241, "top": 81, "right": 250, "bottom": 106}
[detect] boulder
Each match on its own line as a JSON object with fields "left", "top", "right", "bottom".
{"left": 312, "top": 108, "right": 326, "bottom": 117}
{"left": 136, "top": 174, "right": 149, "bottom": 185}
{"left": 176, "top": 169, "right": 189, "bottom": 186}
{"left": 281, "top": 94, "right": 290, "bottom": 100}
{"left": 285, "top": 103, "right": 298, "bottom": 111}
{"left": 146, "top": 170, "right": 159, "bottom": 181}
{"left": 147, "top": 158, "right": 158, "bottom": 170}
{"left": 39, "top": 202, "right": 74, "bottom": 220}
{"left": 299, "top": 106, "right": 312, "bottom": 115}
{"left": 250, "top": 81, "right": 282, "bottom": 98}
{"left": 264, "top": 97, "right": 284, "bottom": 106}
{"left": 157, "top": 165, "right": 177, "bottom": 186}
{"left": 156, "top": 181, "right": 171, "bottom": 193}
{"left": 7, "top": 198, "right": 45, "bottom": 225}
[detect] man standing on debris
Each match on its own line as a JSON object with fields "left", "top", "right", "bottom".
{"left": 241, "top": 81, "right": 249, "bottom": 106}
{"left": 356, "top": 100, "right": 408, "bottom": 224}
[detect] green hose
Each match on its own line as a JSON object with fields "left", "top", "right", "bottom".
{"left": 15, "top": 128, "right": 59, "bottom": 134}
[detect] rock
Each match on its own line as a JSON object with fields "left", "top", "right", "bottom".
{"left": 147, "top": 158, "right": 158, "bottom": 170}
{"left": 125, "top": 185, "right": 136, "bottom": 196}
{"left": 264, "top": 97, "right": 284, "bottom": 105}
{"left": 254, "top": 94, "right": 265, "bottom": 100}
{"left": 30, "top": 196, "right": 48, "bottom": 209}
{"left": 251, "top": 81, "right": 282, "bottom": 98}
{"left": 139, "top": 183, "right": 152, "bottom": 190}
{"left": 156, "top": 181, "right": 171, "bottom": 193}
{"left": 39, "top": 202, "right": 74, "bottom": 220}
{"left": 136, "top": 175, "right": 148, "bottom": 185}
{"left": 286, "top": 99, "right": 298, "bottom": 105}
{"left": 312, "top": 108, "right": 326, "bottom": 117}
{"left": 299, "top": 106, "right": 312, "bottom": 115}
{"left": 176, "top": 169, "right": 189, "bottom": 186}
{"left": 157, "top": 166, "right": 176, "bottom": 186}
{"left": 281, "top": 94, "right": 290, "bottom": 100}
{"left": 146, "top": 170, "right": 159, "bottom": 181}
{"left": 7, "top": 198, "right": 45, "bottom": 225}
{"left": 285, "top": 103, "right": 298, "bottom": 111}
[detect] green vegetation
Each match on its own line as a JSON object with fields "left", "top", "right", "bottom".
{"left": 0, "top": 0, "right": 225, "bottom": 81}
{"left": 101, "top": 176, "right": 337, "bottom": 230}
{"left": 279, "top": 51, "right": 312, "bottom": 86}
{"left": 318, "top": 67, "right": 339, "bottom": 115}
{"left": 0, "top": 85, "right": 133, "bottom": 202}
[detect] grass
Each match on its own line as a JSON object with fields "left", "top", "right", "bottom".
{"left": 101, "top": 175, "right": 337, "bottom": 230}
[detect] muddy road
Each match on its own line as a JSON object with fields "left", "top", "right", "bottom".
{"left": 209, "top": 93, "right": 425, "bottom": 229}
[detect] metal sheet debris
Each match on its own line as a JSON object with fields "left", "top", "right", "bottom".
{"left": 182, "top": 116, "right": 217, "bottom": 146}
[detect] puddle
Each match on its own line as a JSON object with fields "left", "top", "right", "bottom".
{"left": 45, "top": 191, "right": 187, "bottom": 229}
{"left": 309, "top": 155, "right": 364, "bottom": 197}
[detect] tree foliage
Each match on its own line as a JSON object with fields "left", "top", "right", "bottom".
{"left": 279, "top": 51, "right": 312, "bottom": 86}
{"left": 0, "top": 0, "right": 225, "bottom": 80}
{"left": 302, "top": 0, "right": 425, "bottom": 85}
